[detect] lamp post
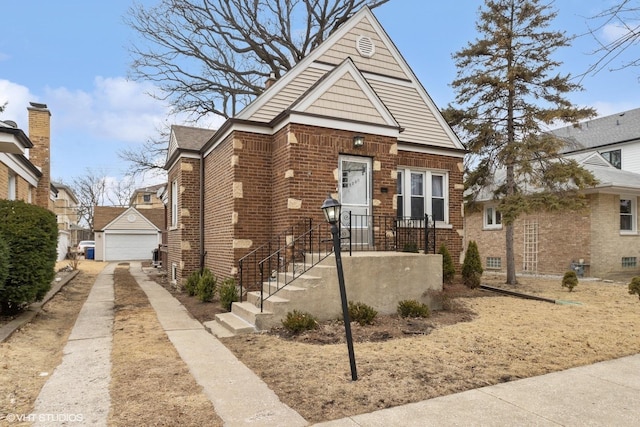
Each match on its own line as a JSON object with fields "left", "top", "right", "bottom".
{"left": 321, "top": 194, "right": 358, "bottom": 381}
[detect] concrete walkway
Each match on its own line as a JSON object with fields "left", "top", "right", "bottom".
{"left": 32, "top": 262, "right": 640, "bottom": 426}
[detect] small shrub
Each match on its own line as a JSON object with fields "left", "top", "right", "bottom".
{"left": 462, "top": 240, "right": 483, "bottom": 289}
{"left": 425, "top": 289, "right": 453, "bottom": 311}
{"left": 348, "top": 301, "right": 378, "bottom": 326}
{"left": 562, "top": 270, "right": 578, "bottom": 292}
{"left": 184, "top": 270, "right": 200, "bottom": 296}
{"left": 628, "top": 277, "right": 640, "bottom": 300}
{"left": 397, "top": 299, "right": 430, "bottom": 318}
{"left": 196, "top": 268, "right": 217, "bottom": 302}
{"left": 281, "top": 310, "right": 318, "bottom": 333}
{"left": 219, "top": 277, "right": 239, "bottom": 312}
{"left": 438, "top": 244, "right": 456, "bottom": 285}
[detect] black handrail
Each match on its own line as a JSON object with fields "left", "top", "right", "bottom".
{"left": 238, "top": 213, "right": 436, "bottom": 312}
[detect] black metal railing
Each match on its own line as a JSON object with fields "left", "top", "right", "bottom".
{"left": 237, "top": 213, "right": 436, "bottom": 311}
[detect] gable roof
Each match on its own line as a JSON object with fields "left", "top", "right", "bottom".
{"left": 165, "top": 125, "right": 217, "bottom": 169}
{"left": 94, "top": 206, "right": 164, "bottom": 231}
{"left": 554, "top": 107, "right": 640, "bottom": 152}
{"left": 234, "top": 6, "right": 464, "bottom": 152}
{"left": 471, "top": 151, "right": 640, "bottom": 202}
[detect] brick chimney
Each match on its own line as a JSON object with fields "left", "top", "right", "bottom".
{"left": 28, "top": 102, "right": 52, "bottom": 211}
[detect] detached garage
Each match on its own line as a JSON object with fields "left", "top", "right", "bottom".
{"left": 93, "top": 206, "right": 164, "bottom": 262}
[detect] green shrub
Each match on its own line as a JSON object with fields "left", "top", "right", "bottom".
{"left": 628, "top": 277, "right": 640, "bottom": 300}
{"left": 348, "top": 301, "right": 378, "bottom": 326}
{"left": 438, "top": 244, "right": 456, "bottom": 285}
{"left": 562, "top": 270, "right": 578, "bottom": 292}
{"left": 184, "top": 270, "right": 200, "bottom": 296}
{"left": 0, "top": 234, "right": 9, "bottom": 290}
{"left": 196, "top": 268, "right": 217, "bottom": 302}
{"left": 402, "top": 242, "right": 419, "bottom": 253}
{"left": 397, "top": 299, "right": 430, "bottom": 318}
{"left": 219, "top": 277, "right": 239, "bottom": 312}
{"left": 0, "top": 200, "right": 57, "bottom": 314}
{"left": 281, "top": 310, "right": 318, "bottom": 333}
{"left": 462, "top": 240, "right": 483, "bottom": 289}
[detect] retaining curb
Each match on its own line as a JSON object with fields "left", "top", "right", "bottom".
{"left": 0, "top": 269, "right": 80, "bottom": 343}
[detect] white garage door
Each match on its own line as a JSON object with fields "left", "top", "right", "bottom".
{"left": 105, "top": 233, "right": 158, "bottom": 261}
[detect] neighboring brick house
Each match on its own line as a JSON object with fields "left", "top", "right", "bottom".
{"left": 130, "top": 183, "right": 166, "bottom": 209}
{"left": 165, "top": 7, "right": 466, "bottom": 285}
{"left": 465, "top": 151, "right": 640, "bottom": 278}
{"left": 0, "top": 102, "right": 70, "bottom": 259}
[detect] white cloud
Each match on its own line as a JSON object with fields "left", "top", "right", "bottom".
{"left": 600, "top": 23, "right": 635, "bottom": 44}
{"left": 0, "top": 79, "right": 36, "bottom": 127}
{"left": 44, "top": 76, "right": 170, "bottom": 144}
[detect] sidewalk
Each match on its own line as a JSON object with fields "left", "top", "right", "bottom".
{"left": 32, "top": 262, "right": 640, "bottom": 426}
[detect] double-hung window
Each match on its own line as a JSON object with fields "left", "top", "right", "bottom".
{"left": 171, "top": 179, "right": 178, "bottom": 228}
{"left": 620, "top": 196, "right": 637, "bottom": 233}
{"left": 484, "top": 205, "right": 502, "bottom": 229}
{"left": 397, "top": 169, "right": 448, "bottom": 223}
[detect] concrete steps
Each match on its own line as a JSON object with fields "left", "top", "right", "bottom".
{"left": 208, "top": 259, "right": 334, "bottom": 337}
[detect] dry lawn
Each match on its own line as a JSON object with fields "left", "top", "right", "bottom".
{"left": 0, "top": 260, "right": 107, "bottom": 425}
{"left": 108, "top": 264, "right": 222, "bottom": 426}
{"left": 222, "top": 274, "right": 640, "bottom": 423}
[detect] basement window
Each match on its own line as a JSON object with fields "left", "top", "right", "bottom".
{"left": 486, "top": 257, "right": 502, "bottom": 269}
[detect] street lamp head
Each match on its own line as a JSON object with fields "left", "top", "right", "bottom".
{"left": 321, "top": 193, "right": 341, "bottom": 224}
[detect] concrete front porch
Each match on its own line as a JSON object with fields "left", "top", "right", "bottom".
{"left": 208, "top": 252, "right": 443, "bottom": 336}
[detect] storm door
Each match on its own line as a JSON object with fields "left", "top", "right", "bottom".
{"left": 339, "top": 155, "right": 372, "bottom": 247}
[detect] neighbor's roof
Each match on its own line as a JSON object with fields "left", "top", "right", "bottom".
{"left": 553, "top": 107, "right": 640, "bottom": 152}
{"left": 94, "top": 206, "right": 164, "bottom": 231}
{"left": 470, "top": 151, "right": 640, "bottom": 202}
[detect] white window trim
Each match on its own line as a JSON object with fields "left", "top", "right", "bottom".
{"left": 8, "top": 172, "right": 16, "bottom": 200}
{"left": 171, "top": 179, "right": 178, "bottom": 229}
{"left": 483, "top": 205, "right": 502, "bottom": 230}
{"left": 620, "top": 195, "right": 637, "bottom": 235}
{"left": 397, "top": 168, "right": 449, "bottom": 225}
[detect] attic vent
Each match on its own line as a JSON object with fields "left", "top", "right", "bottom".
{"left": 356, "top": 35, "right": 375, "bottom": 58}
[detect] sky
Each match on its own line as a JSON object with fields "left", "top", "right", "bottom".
{"left": 1, "top": 0, "right": 638, "bottom": 189}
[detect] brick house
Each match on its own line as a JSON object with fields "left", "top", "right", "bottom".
{"left": 465, "top": 151, "right": 640, "bottom": 278}
{"left": 165, "top": 7, "right": 466, "bottom": 286}
{"left": 1, "top": 102, "right": 77, "bottom": 260}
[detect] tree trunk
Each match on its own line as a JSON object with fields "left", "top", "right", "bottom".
{"left": 505, "top": 222, "right": 516, "bottom": 285}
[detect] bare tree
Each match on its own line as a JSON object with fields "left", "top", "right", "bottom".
{"left": 118, "top": 125, "right": 170, "bottom": 176}
{"left": 585, "top": 0, "right": 640, "bottom": 76}
{"left": 126, "top": 0, "right": 389, "bottom": 121}
{"left": 107, "top": 176, "right": 137, "bottom": 207}
{"left": 72, "top": 169, "right": 108, "bottom": 231}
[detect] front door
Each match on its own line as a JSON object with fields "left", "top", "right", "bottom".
{"left": 339, "top": 155, "right": 372, "bottom": 246}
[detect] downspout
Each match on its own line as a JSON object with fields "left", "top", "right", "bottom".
{"left": 199, "top": 152, "right": 205, "bottom": 271}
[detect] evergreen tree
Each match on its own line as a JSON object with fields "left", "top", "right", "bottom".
{"left": 438, "top": 243, "right": 456, "bottom": 285}
{"left": 445, "top": 0, "right": 598, "bottom": 285}
{"left": 462, "top": 240, "right": 483, "bottom": 289}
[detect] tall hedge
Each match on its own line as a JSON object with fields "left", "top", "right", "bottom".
{"left": 0, "top": 200, "right": 58, "bottom": 314}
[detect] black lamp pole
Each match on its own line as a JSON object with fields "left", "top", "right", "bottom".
{"left": 322, "top": 194, "right": 358, "bottom": 381}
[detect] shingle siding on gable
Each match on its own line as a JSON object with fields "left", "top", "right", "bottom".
{"left": 249, "top": 68, "right": 326, "bottom": 123}
{"left": 370, "top": 80, "right": 452, "bottom": 146}
{"left": 318, "top": 17, "right": 408, "bottom": 80}
{"left": 305, "top": 73, "right": 387, "bottom": 124}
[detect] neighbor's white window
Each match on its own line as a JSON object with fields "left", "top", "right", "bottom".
{"left": 484, "top": 206, "right": 502, "bottom": 229}
{"left": 143, "top": 194, "right": 151, "bottom": 203}
{"left": 397, "top": 169, "right": 448, "bottom": 223}
{"left": 620, "top": 196, "right": 637, "bottom": 233}
{"left": 171, "top": 179, "right": 178, "bottom": 228}
{"left": 8, "top": 173, "right": 16, "bottom": 200}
